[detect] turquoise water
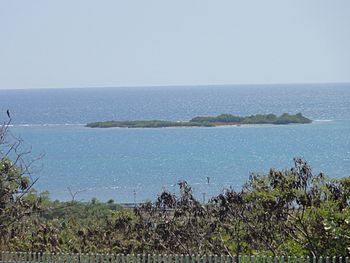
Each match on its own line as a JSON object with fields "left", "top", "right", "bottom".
{"left": 1, "top": 84, "right": 350, "bottom": 202}
{"left": 10, "top": 120, "right": 350, "bottom": 202}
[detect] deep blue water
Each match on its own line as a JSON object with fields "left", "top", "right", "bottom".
{"left": 1, "top": 84, "right": 349, "bottom": 202}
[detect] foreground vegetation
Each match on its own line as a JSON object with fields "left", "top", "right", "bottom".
{"left": 1, "top": 157, "right": 349, "bottom": 256}
{"left": 2, "top": 116, "right": 349, "bottom": 257}
{"left": 86, "top": 113, "right": 312, "bottom": 128}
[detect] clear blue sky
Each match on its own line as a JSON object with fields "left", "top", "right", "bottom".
{"left": 1, "top": 0, "right": 349, "bottom": 89}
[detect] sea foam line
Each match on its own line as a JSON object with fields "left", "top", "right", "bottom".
{"left": 313, "top": 119, "right": 333, "bottom": 122}
{"left": 9, "top": 123, "right": 86, "bottom": 127}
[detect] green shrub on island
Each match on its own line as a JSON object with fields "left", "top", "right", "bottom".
{"left": 190, "top": 113, "right": 244, "bottom": 123}
{"left": 86, "top": 120, "right": 215, "bottom": 128}
{"left": 86, "top": 113, "right": 312, "bottom": 128}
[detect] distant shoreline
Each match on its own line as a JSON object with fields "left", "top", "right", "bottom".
{"left": 86, "top": 113, "right": 312, "bottom": 128}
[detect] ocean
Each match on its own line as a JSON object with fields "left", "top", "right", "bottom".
{"left": 1, "top": 84, "right": 349, "bottom": 202}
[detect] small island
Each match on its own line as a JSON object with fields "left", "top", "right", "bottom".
{"left": 86, "top": 113, "right": 312, "bottom": 128}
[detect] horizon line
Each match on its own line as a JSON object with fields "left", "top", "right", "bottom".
{"left": 0, "top": 81, "right": 349, "bottom": 91}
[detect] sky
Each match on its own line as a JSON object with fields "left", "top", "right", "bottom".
{"left": 0, "top": 0, "right": 350, "bottom": 89}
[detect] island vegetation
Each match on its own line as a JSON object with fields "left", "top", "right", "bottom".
{"left": 2, "top": 117, "right": 349, "bottom": 257}
{"left": 86, "top": 113, "right": 312, "bottom": 128}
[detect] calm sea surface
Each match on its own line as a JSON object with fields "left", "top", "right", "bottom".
{"left": 1, "top": 84, "right": 350, "bottom": 202}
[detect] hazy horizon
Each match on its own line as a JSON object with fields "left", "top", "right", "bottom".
{"left": 1, "top": 82, "right": 349, "bottom": 91}
{"left": 1, "top": 0, "right": 350, "bottom": 89}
